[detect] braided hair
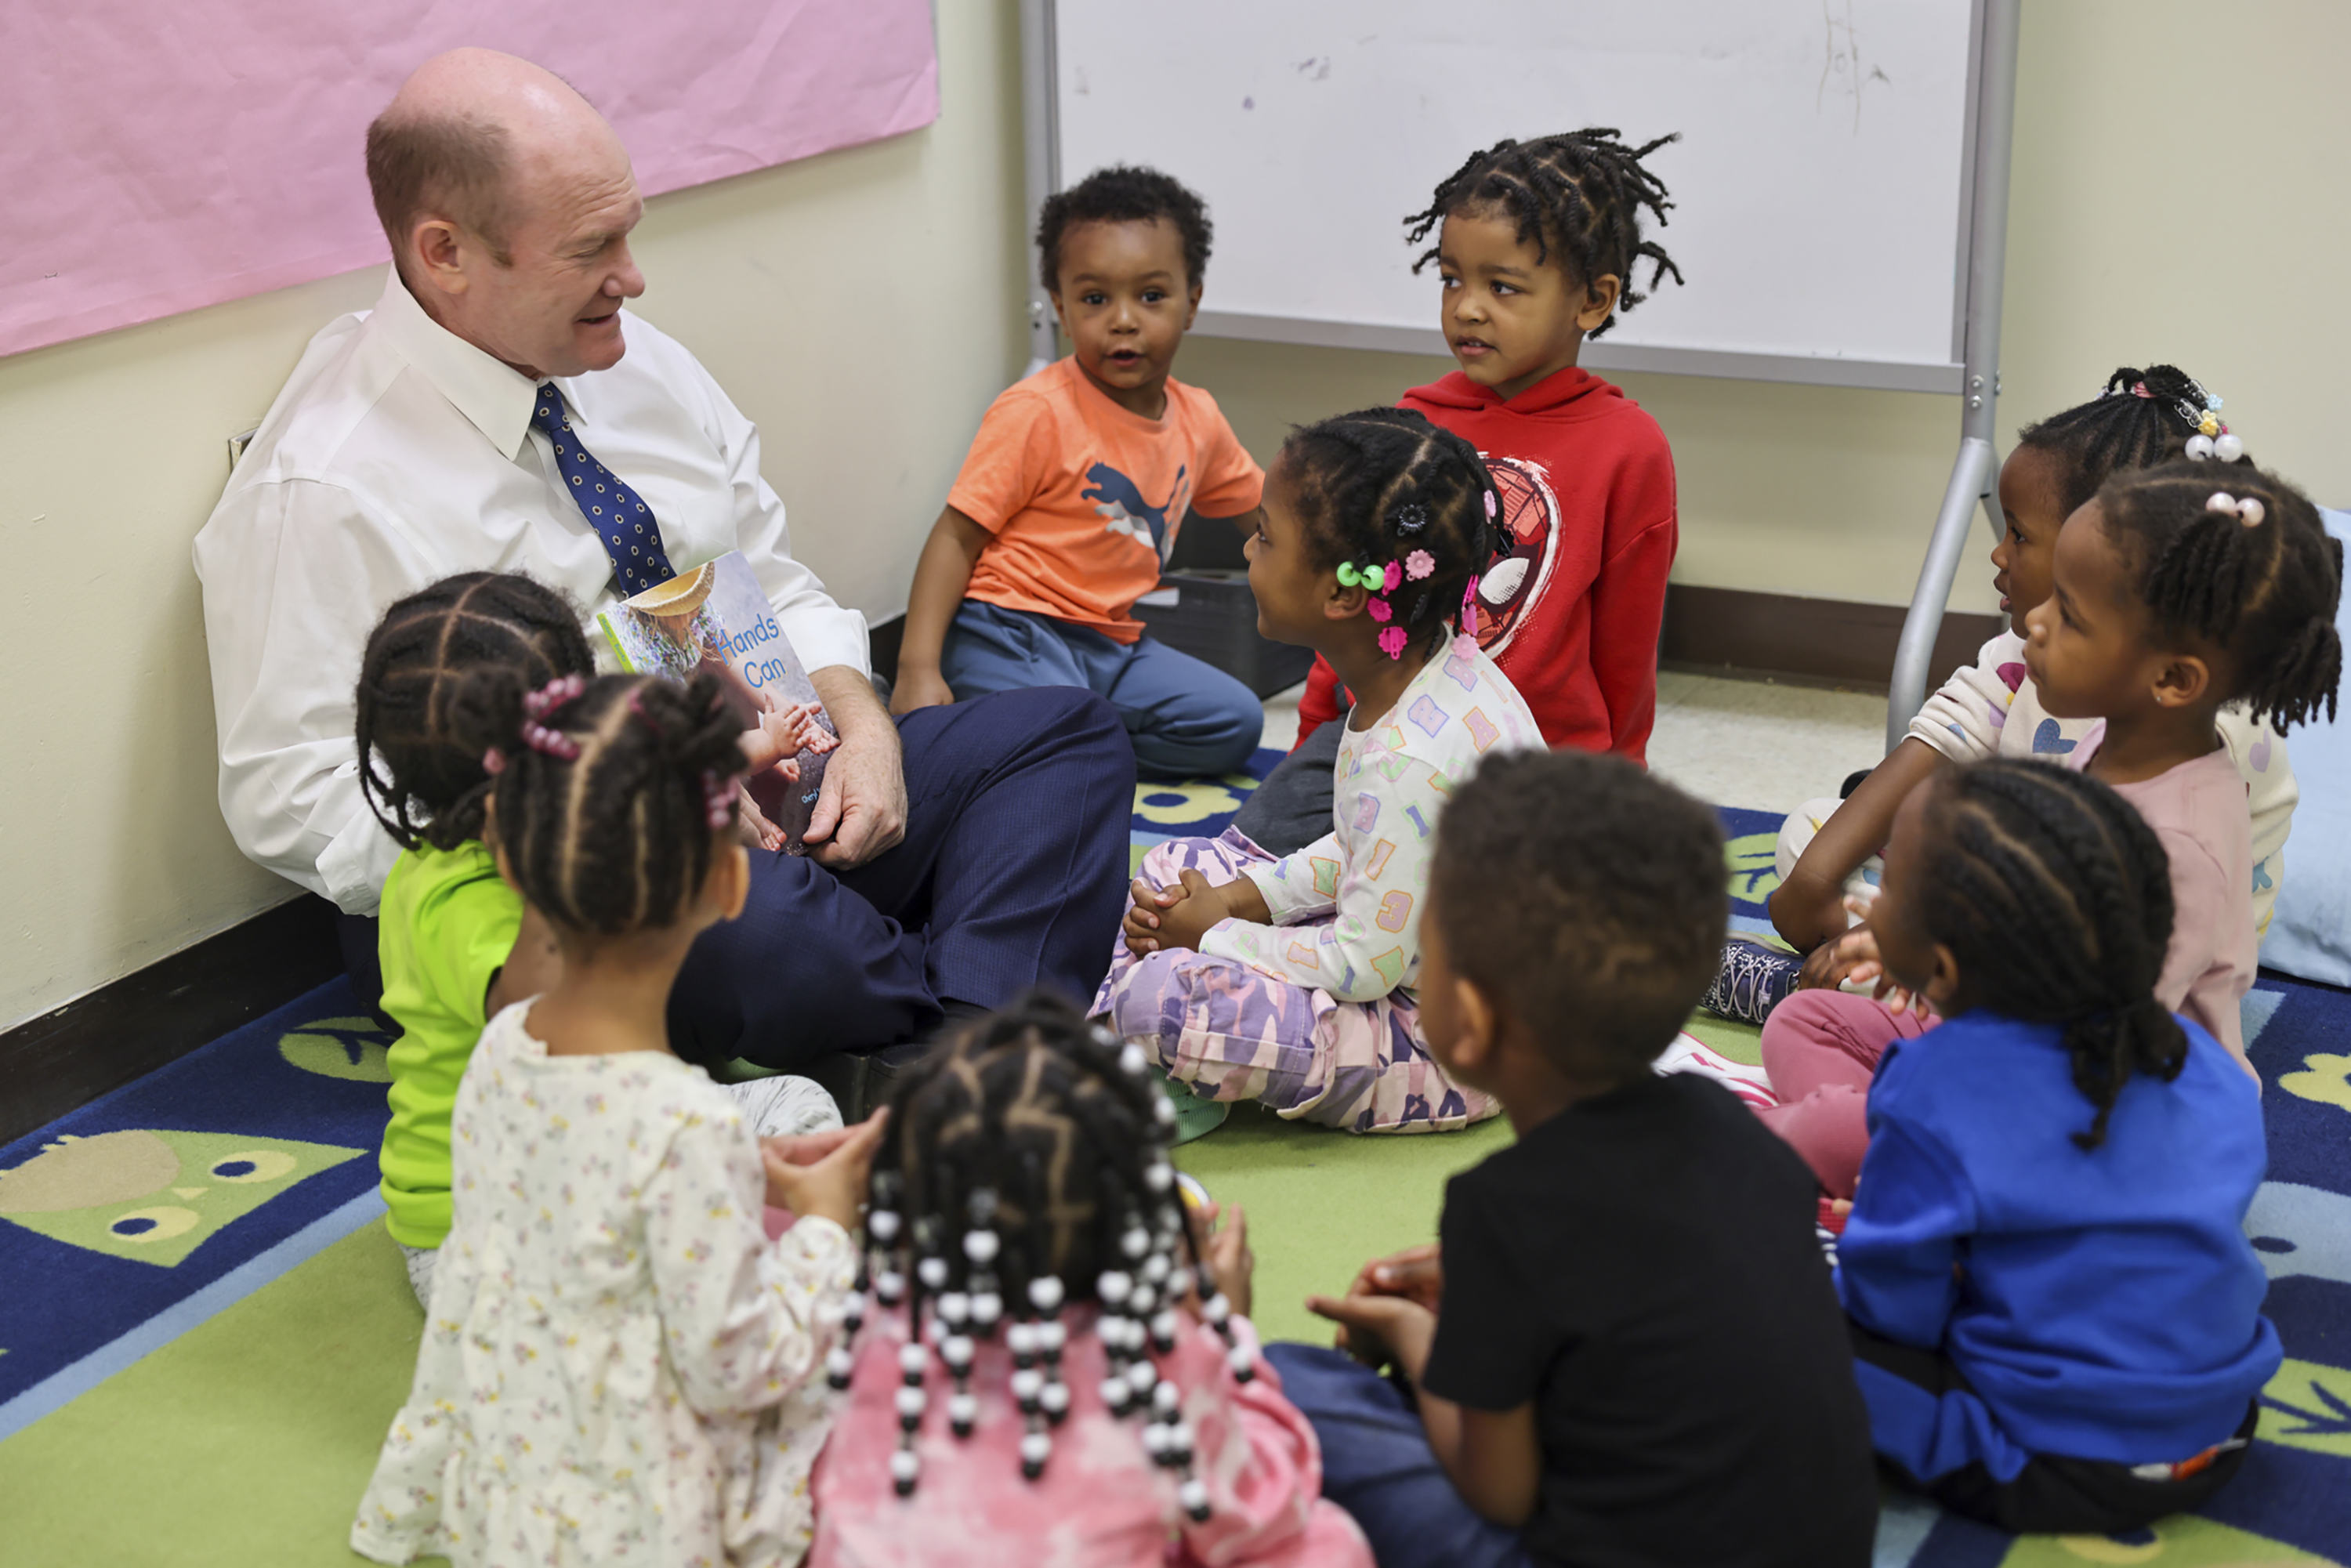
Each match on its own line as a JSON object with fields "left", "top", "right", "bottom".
{"left": 1405, "top": 129, "right": 1684, "bottom": 337}
{"left": 1037, "top": 165, "right": 1212, "bottom": 292}
{"left": 2016, "top": 365, "right": 2247, "bottom": 518}
{"left": 355, "top": 572, "right": 592, "bottom": 853}
{"left": 1912, "top": 760, "right": 2186, "bottom": 1151}
{"left": 2094, "top": 462, "right": 2343, "bottom": 733}
{"left": 444, "top": 669, "right": 747, "bottom": 936}
{"left": 828, "top": 991, "right": 1251, "bottom": 1515}
{"left": 1278, "top": 407, "right": 1508, "bottom": 660}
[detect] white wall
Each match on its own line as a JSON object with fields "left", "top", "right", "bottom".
{"left": 1179, "top": 0, "right": 2351, "bottom": 622}
{"left": 0, "top": 0, "right": 1029, "bottom": 1030}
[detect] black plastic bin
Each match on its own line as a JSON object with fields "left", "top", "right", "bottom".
{"left": 1132, "top": 570, "right": 1315, "bottom": 698}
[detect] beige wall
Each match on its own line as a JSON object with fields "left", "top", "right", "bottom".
{"left": 0, "top": 1, "right": 1030, "bottom": 1030}
{"left": 1179, "top": 0, "right": 2351, "bottom": 624}
{"left": 6, "top": 0, "right": 2348, "bottom": 1027}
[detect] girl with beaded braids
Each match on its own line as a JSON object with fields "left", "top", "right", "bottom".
{"left": 353, "top": 668, "right": 887, "bottom": 1568}
{"left": 806, "top": 990, "right": 1372, "bottom": 1567}
{"left": 1837, "top": 759, "right": 2277, "bottom": 1534}
{"left": 1094, "top": 408, "right": 1542, "bottom": 1135}
{"left": 353, "top": 574, "right": 838, "bottom": 1312}
{"left": 1241, "top": 129, "right": 1683, "bottom": 858}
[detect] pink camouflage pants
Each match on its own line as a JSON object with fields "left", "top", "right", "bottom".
{"left": 1089, "top": 830, "right": 1499, "bottom": 1135}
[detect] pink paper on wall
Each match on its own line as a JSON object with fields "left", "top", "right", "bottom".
{"left": 2, "top": 0, "right": 939, "bottom": 359}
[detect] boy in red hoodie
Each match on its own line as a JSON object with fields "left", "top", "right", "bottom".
{"left": 1236, "top": 130, "right": 1685, "bottom": 854}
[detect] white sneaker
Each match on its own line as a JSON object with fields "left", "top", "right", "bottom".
{"left": 723, "top": 1075, "right": 845, "bottom": 1139}
{"left": 1653, "top": 1034, "right": 1780, "bottom": 1110}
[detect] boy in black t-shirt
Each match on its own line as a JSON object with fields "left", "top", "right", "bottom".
{"left": 1263, "top": 751, "right": 1877, "bottom": 1568}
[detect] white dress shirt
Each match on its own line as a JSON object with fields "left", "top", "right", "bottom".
{"left": 194, "top": 269, "right": 869, "bottom": 915}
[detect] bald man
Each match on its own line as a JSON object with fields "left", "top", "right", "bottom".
{"left": 194, "top": 51, "right": 1136, "bottom": 1066}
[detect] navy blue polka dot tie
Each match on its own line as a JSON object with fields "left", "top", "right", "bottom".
{"left": 532, "top": 384, "right": 676, "bottom": 597}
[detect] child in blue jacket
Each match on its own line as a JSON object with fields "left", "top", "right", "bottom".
{"left": 1833, "top": 756, "right": 2278, "bottom": 1534}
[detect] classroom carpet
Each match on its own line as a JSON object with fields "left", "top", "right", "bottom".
{"left": 1, "top": 755, "right": 2346, "bottom": 1566}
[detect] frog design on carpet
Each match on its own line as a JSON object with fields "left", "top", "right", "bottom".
{"left": 0, "top": 1128, "right": 364, "bottom": 1268}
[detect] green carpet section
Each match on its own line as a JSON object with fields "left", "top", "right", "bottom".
{"left": 0, "top": 1225, "right": 445, "bottom": 1568}
{"left": 0, "top": 1019, "right": 1759, "bottom": 1564}
{"left": 1174, "top": 1104, "right": 1515, "bottom": 1347}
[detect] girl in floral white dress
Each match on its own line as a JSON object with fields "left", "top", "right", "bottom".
{"left": 353, "top": 668, "right": 886, "bottom": 1568}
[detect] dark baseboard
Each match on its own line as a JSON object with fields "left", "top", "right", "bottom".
{"left": 0, "top": 894, "right": 346, "bottom": 1149}
{"left": 1661, "top": 584, "right": 2005, "bottom": 693}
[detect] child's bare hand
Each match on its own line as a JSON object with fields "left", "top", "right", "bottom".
{"left": 1123, "top": 874, "right": 1194, "bottom": 957}
{"left": 1306, "top": 1291, "right": 1438, "bottom": 1381}
{"left": 1348, "top": 1243, "right": 1443, "bottom": 1313}
{"left": 888, "top": 668, "right": 956, "bottom": 717}
{"left": 1197, "top": 1201, "right": 1254, "bottom": 1321}
{"left": 759, "top": 1126, "right": 860, "bottom": 1207}
{"left": 760, "top": 1110, "right": 888, "bottom": 1233}
{"left": 1150, "top": 870, "right": 1235, "bottom": 953}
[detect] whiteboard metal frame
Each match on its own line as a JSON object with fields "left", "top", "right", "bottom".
{"left": 1019, "top": 0, "right": 2020, "bottom": 749}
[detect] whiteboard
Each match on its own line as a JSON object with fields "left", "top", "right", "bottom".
{"left": 1052, "top": 1, "right": 1983, "bottom": 392}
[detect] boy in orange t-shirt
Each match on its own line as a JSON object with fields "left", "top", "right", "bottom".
{"left": 891, "top": 166, "right": 1266, "bottom": 779}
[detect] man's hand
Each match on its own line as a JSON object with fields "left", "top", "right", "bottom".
{"left": 760, "top": 1110, "right": 889, "bottom": 1232}
{"left": 803, "top": 666, "right": 907, "bottom": 870}
{"left": 889, "top": 665, "right": 957, "bottom": 717}
{"left": 1306, "top": 1291, "right": 1440, "bottom": 1381}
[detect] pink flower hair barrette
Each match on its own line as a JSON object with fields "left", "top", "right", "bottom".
{"left": 1404, "top": 549, "right": 1435, "bottom": 581}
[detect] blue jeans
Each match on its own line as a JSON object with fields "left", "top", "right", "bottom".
{"left": 1263, "top": 1343, "right": 1537, "bottom": 1568}
{"left": 940, "top": 599, "right": 1262, "bottom": 780}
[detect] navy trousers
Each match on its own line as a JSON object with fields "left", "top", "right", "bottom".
{"left": 1262, "top": 1343, "right": 1537, "bottom": 1568}
{"left": 665, "top": 686, "right": 1135, "bottom": 1070}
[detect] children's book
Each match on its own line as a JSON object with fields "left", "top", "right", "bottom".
{"left": 596, "top": 551, "right": 838, "bottom": 854}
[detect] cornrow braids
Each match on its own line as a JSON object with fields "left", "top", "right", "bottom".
{"left": 2016, "top": 365, "right": 2246, "bottom": 518}
{"left": 1405, "top": 129, "right": 1684, "bottom": 337}
{"left": 2095, "top": 462, "right": 2343, "bottom": 733}
{"left": 445, "top": 670, "right": 747, "bottom": 936}
{"left": 355, "top": 572, "right": 593, "bottom": 853}
{"left": 1914, "top": 760, "right": 2187, "bottom": 1151}
{"left": 1277, "top": 407, "right": 1507, "bottom": 660}
{"left": 831, "top": 990, "right": 1252, "bottom": 1512}
{"left": 1037, "top": 165, "right": 1212, "bottom": 292}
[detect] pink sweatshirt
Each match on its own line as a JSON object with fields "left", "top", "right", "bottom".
{"left": 2084, "top": 736, "right": 2259, "bottom": 1071}
{"left": 810, "top": 1308, "right": 1370, "bottom": 1568}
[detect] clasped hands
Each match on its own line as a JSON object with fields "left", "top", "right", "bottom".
{"left": 1123, "top": 868, "right": 1272, "bottom": 957}
{"left": 1792, "top": 893, "right": 1928, "bottom": 1016}
{"left": 1306, "top": 1243, "right": 1444, "bottom": 1383}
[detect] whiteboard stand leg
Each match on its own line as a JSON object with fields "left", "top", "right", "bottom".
{"left": 1018, "top": 0, "right": 1063, "bottom": 380}
{"left": 1888, "top": 0, "right": 2019, "bottom": 753}
{"left": 1887, "top": 437, "right": 1997, "bottom": 753}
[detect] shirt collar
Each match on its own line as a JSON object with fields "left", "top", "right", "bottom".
{"left": 368, "top": 267, "right": 545, "bottom": 462}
